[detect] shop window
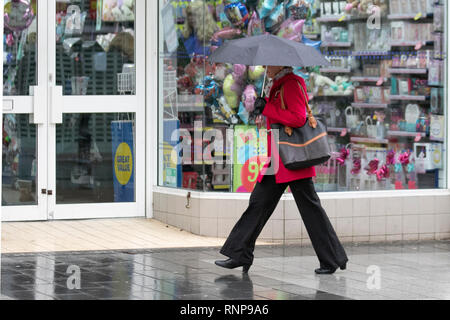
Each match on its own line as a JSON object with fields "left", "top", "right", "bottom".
{"left": 158, "top": 0, "right": 447, "bottom": 193}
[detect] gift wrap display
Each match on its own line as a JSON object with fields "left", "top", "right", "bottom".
{"left": 158, "top": 0, "right": 447, "bottom": 192}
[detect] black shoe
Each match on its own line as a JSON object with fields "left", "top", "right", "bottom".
{"left": 215, "top": 258, "right": 251, "bottom": 273}
{"left": 314, "top": 263, "right": 347, "bottom": 275}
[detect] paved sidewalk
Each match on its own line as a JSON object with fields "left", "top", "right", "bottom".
{"left": 1, "top": 241, "right": 450, "bottom": 300}
{"left": 1, "top": 218, "right": 278, "bottom": 253}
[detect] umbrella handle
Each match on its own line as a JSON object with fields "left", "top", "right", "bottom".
{"left": 261, "top": 67, "right": 267, "bottom": 98}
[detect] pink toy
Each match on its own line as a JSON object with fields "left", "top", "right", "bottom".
{"left": 242, "top": 85, "right": 257, "bottom": 113}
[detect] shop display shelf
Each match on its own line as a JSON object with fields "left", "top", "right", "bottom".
{"left": 389, "top": 95, "right": 428, "bottom": 101}
{"left": 321, "top": 42, "right": 352, "bottom": 48}
{"left": 387, "top": 131, "right": 427, "bottom": 138}
{"left": 319, "top": 67, "right": 352, "bottom": 73}
{"left": 351, "top": 137, "right": 389, "bottom": 144}
{"left": 390, "top": 40, "right": 434, "bottom": 47}
{"left": 352, "top": 51, "right": 390, "bottom": 56}
{"left": 304, "top": 33, "right": 320, "bottom": 39}
{"left": 317, "top": 15, "right": 351, "bottom": 22}
{"left": 388, "top": 68, "right": 428, "bottom": 74}
{"left": 327, "top": 127, "right": 348, "bottom": 134}
{"left": 351, "top": 103, "right": 389, "bottom": 109}
{"left": 387, "top": 13, "right": 433, "bottom": 20}
{"left": 430, "top": 137, "right": 444, "bottom": 142}
{"left": 351, "top": 76, "right": 388, "bottom": 83}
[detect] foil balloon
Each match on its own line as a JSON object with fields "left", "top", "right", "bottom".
{"left": 4, "top": 0, "right": 35, "bottom": 32}
{"left": 337, "top": 147, "right": 349, "bottom": 166}
{"left": 211, "top": 27, "right": 242, "bottom": 42}
{"left": 6, "top": 33, "right": 14, "bottom": 47}
{"left": 386, "top": 150, "right": 396, "bottom": 165}
{"left": 287, "top": 0, "right": 310, "bottom": 20}
{"left": 301, "top": 34, "right": 322, "bottom": 52}
{"left": 194, "top": 76, "right": 219, "bottom": 102}
{"left": 218, "top": 96, "right": 239, "bottom": 124}
{"left": 223, "top": 64, "right": 246, "bottom": 109}
{"left": 351, "top": 159, "right": 361, "bottom": 175}
{"left": 265, "top": 3, "right": 285, "bottom": 33}
{"left": 376, "top": 165, "right": 390, "bottom": 181}
{"left": 247, "top": 11, "right": 265, "bottom": 36}
{"left": 238, "top": 102, "right": 250, "bottom": 125}
{"left": 259, "top": 0, "right": 276, "bottom": 19}
{"left": 248, "top": 66, "right": 265, "bottom": 81}
{"left": 224, "top": 2, "right": 249, "bottom": 28}
{"left": 399, "top": 151, "right": 411, "bottom": 165}
{"left": 366, "top": 158, "right": 379, "bottom": 175}
{"left": 242, "top": 85, "right": 257, "bottom": 113}
{"left": 277, "top": 18, "right": 305, "bottom": 42}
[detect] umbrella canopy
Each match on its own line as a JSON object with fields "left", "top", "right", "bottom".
{"left": 208, "top": 34, "right": 330, "bottom": 67}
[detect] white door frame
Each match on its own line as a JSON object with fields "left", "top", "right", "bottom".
{"left": 48, "top": 0, "right": 146, "bottom": 220}
{"left": 3, "top": 0, "right": 146, "bottom": 221}
{"left": 2, "top": 1, "right": 48, "bottom": 222}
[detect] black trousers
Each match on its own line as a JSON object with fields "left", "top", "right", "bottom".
{"left": 220, "top": 175, "right": 348, "bottom": 269}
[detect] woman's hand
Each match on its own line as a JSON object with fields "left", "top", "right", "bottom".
{"left": 255, "top": 114, "right": 266, "bottom": 130}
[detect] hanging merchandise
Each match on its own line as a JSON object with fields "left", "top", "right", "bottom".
{"left": 224, "top": 1, "right": 250, "bottom": 28}
{"left": 4, "top": 0, "right": 35, "bottom": 32}
{"left": 102, "top": 0, "right": 135, "bottom": 22}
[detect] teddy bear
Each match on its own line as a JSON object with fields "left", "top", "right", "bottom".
{"left": 310, "top": 72, "right": 338, "bottom": 95}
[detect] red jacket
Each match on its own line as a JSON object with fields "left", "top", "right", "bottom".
{"left": 257, "top": 72, "right": 316, "bottom": 184}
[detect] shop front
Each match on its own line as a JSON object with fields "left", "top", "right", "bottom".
{"left": 154, "top": 0, "right": 450, "bottom": 242}
{"left": 2, "top": 0, "right": 146, "bottom": 221}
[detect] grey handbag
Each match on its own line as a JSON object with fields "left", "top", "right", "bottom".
{"left": 270, "top": 81, "right": 331, "bottom": 170}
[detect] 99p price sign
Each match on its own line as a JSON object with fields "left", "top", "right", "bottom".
{"left": 240, "top": 156, "right": 269, "bottom": 193}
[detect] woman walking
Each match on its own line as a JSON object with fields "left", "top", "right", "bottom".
{"left": 215, "top": 66, "right": 348, "bottom": 274}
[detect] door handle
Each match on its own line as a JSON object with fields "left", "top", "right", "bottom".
{"left": 50, "top": 86, "right": 63, "bottom": 124}
{"left": 31, "top": 86, "right": 45, "bottom": 124}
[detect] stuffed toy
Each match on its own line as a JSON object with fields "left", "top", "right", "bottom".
{"left": 223, "top": 64, "right": 247, "bottom": 109}
{"left": 248, "top": 65, "right": 265, "bottom": 81}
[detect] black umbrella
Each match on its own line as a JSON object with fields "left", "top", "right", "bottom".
{"left": 208, "top": 34, "right": 330, "bottom": 67}
{"left": 208, "top": 34, "right": 330, "bottom": 95}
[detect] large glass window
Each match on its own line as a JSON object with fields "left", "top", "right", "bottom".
{"left": 56, "top": 0, "right": 136, "bottom": 95}
{"left": 158, "top": 0, "right": 447, "bottom": 193}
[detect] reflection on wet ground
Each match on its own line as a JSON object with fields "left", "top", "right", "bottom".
{"left": 1, "top": 241, "right": 450, "bottom": 300}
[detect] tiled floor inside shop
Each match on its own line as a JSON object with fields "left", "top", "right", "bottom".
{"left": 1, "top": 241, "right": 450, "bottom": 300}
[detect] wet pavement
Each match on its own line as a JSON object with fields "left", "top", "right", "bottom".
{"left": 1, "top": 240, "right": 450, "bottom": 300}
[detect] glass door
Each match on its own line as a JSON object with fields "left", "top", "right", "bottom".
{"left": 2, "top": 0, "right": 145, "bottom": 221}
{"left": 48, "top": 0, "right": 146, "bottom": 220}
{"left": 2, "top": 0, "right": 48, "bottom": 221}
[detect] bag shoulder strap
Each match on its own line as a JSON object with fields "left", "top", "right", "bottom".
{"left": 281, "top": 80, "right": 317, "bottom": 129}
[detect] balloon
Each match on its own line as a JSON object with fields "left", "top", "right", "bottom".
{"left": 223, "top": 64, "right": 246, "bottom": 109}
{"left": 4, "top": 0, "right": 35, "bottom": 32}
{"left": 277, "top": 18, "right": 305, "bottom": 42}
{"left": 211, "top": 27, "right": 242, "bottom": 42}
{"left": 238, "top": 102, "right": 250, "bottom": 125}
{"left": 6, "top": 34, "right": 14, "bottom": 47}
{"left": 287, "top": 0, "right": 310, "bottom": 20}
{"left": 247, "top": 11, "right": 265, "bottom": 36}
{"left": 194, "top": 76, "right": 219, "bottom": 102}
{"left": 301, "top": 34, "right": 322, "bottom": 52}
{"left": 248, "top": 66, "right": 265, "bottom": 81}
{"left": 242, "top": 85, "right": 257, "bottom": 113}
{"left": 224, "top": 2, "right": 249, "bottom": 28}
{"left": 265, "top": 3, "right": 285, "bottom": 33}
{"left": 258, "top": 0, "right": 276, "bottom": 19}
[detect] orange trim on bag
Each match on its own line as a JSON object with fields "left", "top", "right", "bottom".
{"left": 278, "top": 132, "right": 328, "bottom": 148}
